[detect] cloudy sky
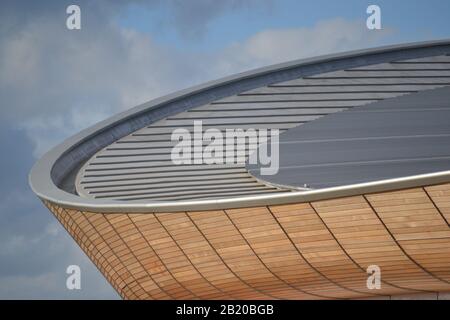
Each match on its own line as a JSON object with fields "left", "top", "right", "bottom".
{"left": 1, "top": 0, "right": 449, "bottom": 299}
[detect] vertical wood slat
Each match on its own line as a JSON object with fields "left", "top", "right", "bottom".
{"left": 44, "top": 182, "right": 450, "bottom": 299}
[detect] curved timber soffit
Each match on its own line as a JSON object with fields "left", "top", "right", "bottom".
{"left": 29, "top": 39, "right": 450, "bottom": 213}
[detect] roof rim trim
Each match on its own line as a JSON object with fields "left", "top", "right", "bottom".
{"left": 29, "top": 39, "right": 450, "bottom": 213}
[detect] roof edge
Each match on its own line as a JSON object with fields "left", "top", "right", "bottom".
{"left": 36, "top": 171, "right": 450, "bottom": 213}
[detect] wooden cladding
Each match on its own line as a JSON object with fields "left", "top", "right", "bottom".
{"left": 44, "top": 183, "right": 450, "bottom": 299}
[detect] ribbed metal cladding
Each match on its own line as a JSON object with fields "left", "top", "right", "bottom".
{"left": 75, "top": 54, "right": 450, "bottom": 202}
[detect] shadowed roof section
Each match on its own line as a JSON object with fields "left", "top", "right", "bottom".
{"left": 247, "top": 86, "right": 450, "bottom": 189}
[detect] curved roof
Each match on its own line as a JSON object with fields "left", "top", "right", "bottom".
{"left": 29, "top": 39, "right": 450, "bottom": 212}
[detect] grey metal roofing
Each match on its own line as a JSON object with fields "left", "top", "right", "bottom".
{"left": 247, "top": 86, "right": 450, "bottom": 189}
{"left": 28, "top": 39, "right": 450, "bottom": 212}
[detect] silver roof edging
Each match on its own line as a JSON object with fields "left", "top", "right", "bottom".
{"left": 33, "top": 170, "right": 450, "bottom": 213}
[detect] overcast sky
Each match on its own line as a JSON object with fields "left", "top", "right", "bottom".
{"left": 1, "top": 0, "right": 449, "bottom": 299}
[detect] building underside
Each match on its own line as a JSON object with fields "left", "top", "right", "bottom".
{"left": 30, "top": 40, "right": 450, "bottom": 299}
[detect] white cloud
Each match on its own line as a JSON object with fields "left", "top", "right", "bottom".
{"left": 213, "top": 18, "right": 393, "bottom": 75}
